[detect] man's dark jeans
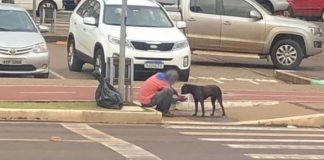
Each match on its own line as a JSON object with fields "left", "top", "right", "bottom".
{"left": 146, "top": 88, "right": 173, "bottom": 113}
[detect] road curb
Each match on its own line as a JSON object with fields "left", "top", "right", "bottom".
{"left": 43, "top": 35, "right": 67, "bottom": 43}
{"left": 236, "top": 114, "right": 324, "bottom": 128}
{"left": 275, "top": 70, "right": 313, "bottom": 84}
{"left": 0, "top": 108, "right": 162, "bottom": 124}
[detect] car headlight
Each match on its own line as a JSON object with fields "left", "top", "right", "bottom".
{"left": 108, "top": 35, "right": 134, "bottom": 49}
{"left": 172, "top": 40, "right": 189, "bottom": 50}
{"left": 310, "top": 27, "right": 323, "bottom": 37}
{"left": 33, "top": 43, "right": 48, "bottom": 53}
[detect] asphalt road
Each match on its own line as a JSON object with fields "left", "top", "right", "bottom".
{"left": 1, "top": 122, "right": 324, "bottom": 160}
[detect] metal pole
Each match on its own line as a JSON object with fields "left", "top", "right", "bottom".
{"left": 118, "top": 0, "right": 127, "bottom": 101}
{"left": 32, "top": 0, "right": 36, "bottom": 21}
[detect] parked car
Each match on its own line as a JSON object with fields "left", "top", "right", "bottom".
{"left": 157, "top": 0, "right": 289, "bottom": 14}
{"left": 63, "top": 0, "right": 81, "bottom": 11}
{"left": 68, "top": 0, "right": 191, "bottom": 81}
{"left": 162, "top": 0, "right": 323, "bottom": 69}
{"left": 255, "top": 0, "right": 289, "bottom": 14}
{"left": 0, "top": 4, "right": 50, "bottom": 78}
{"left": 0, "top": 0, "right": 63, "bottom": 14}
{"left": 287, "top": 0, "right": 324, "bottom": 21}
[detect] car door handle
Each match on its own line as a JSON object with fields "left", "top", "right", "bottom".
{"left": 188, "top": 17, "right": 196, "bottom": 22}
{"left": 223, "top": 21, "right": 232, "bottom": 25}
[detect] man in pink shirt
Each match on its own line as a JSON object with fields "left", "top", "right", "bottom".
{"left": 138, "top": 70, "right": 186, "bottom": 117}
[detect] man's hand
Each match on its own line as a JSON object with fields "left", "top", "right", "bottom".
{"left": 176, "top": 96, "right": 188, "bottom": 102}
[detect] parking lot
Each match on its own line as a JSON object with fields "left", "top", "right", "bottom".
{"left": 45, "top": 41, "right": 324, "bottom": 87}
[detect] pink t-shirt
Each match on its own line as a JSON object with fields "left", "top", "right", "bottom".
{"left": 138, "top": 74, "right": 170, "bottom": 105}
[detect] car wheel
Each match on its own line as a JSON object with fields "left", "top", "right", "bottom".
{"left": 179, "top": 69, "right": 190, "bottom": 82}
{"left": 321, "top": 10, "right": 324, "bottom": 21}
{"left": 94, "top": 49, "right": 106, "bottom": 77}
{"left": 271, "top": 39, "right": 304, "bottom": 70}
{"left": 67, "top": 38, "right": 84, "bottom": 71}
{"left": 34, "top": 73, "right": 49, "bottom": 79}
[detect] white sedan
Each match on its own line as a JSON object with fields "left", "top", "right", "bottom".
{"left": 0, "top": 4, "right": 50, "bottom": 78}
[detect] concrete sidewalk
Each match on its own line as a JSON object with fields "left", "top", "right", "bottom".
{"left": 0, "top": 78, "right": 323, "bottom": 127}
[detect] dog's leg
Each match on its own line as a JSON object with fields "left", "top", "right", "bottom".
{"left": 200, "top": 100, "right": 205, "bottom": 117}
{"left": 210, "top": 97, "right": 216, "bottom": 116}
{"left": 192, "top": 99, "right": 198, "bottom": 116}
{"left": 218, "top": 95, "right": 226, "bottom": 116}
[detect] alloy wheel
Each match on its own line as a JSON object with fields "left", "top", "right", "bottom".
{"left": 275, "top": 44, "right": 298, "bottom": 66}
{"left": 95, "top": 54, "right": 102, "bottom": 74}
{"left": 68, "top": 43, "right": 74, "bottom": 67}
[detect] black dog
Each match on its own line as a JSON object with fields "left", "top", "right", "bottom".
{"left": 181, "top": 84, "right": 226, "bottom": 117}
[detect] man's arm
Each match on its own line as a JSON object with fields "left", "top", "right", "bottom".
{"left": 172, "top": 87, "right": 179, "bottom": 96}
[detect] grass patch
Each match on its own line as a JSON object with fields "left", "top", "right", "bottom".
{"left": 0, "top": 102, "right": 106, "bottom": 110}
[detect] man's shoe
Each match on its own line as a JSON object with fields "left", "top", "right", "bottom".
{"left": 162, "top": 112, "right": 174, "bottom": 117}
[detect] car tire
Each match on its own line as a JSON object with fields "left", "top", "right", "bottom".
{"left": 34, "top": 73, "right": 49, "bottom": 79}
{"left": 179, "top": 69, "right": 190, "bottom": 82}
{"left": 270, "top": 39, "right": 304, "bottom": 70}
{"left": 94, "top": 48, "right": 106, "bottom": 77}
{"left": 321, "top": 10, "right": 324, "bottom": 21}
{"left": 67, "top": 38, "right": 84, "bottom": 71}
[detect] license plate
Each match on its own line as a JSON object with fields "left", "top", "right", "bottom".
{"left": 144, "top": 61, "right": 164, "bottom": 69}
{"left": 1, "top": 59, "right": 23, "bottom": 65}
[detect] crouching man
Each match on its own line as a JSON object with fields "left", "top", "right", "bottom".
{"left": 138, "top": 70, "right": 186, "bottom": 117}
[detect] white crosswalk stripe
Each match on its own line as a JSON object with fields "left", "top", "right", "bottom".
{"left": 180, "top": 132, "right": 324, "bottom": 137}
{"left": 245, "top": 154, "right": 324, "bottom": 159}
{"left": 200, "top": 138, "right": 324, "bottom": 143}
{"left": 165, "top": 124, "right": 324, "bottom": 159}
{"left": 226, "top": 144, "right": 324, "bottom": 149}
{"left": 165, "top": 125, "right": 324, "bottom": 132}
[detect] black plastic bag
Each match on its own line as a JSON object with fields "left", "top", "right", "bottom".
{"left": 95, "top": 73, "right": 123, "bottom": 109}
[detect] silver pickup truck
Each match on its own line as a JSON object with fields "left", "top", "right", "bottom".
{"left": 160, "top": 0, "right": 323, "bottom": 70}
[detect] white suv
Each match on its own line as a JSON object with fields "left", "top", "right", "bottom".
{"left": 67, "top": 0, "right": 191, "bottom": 81}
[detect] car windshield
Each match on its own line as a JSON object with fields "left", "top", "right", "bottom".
{"left": 251, "top": 0, "right": 272, "bottom": 15}
{"left": 0, "top": 10, "right": 37, "bottom": 32}
{"left": 104, "top": 5, "right": 173, "bottom": 28}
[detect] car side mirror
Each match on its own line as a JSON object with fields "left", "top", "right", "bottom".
{"left": 176, "top": 21, "right": 187, "bottom": 29}
{"left": 250, "top": 10, "right": 262, "bottom": 20}
{"left": 38, "top": 25, "right": 49, "bottom": 33}
{"left": 83, "top": 17, "right": 97, "bottom": 26}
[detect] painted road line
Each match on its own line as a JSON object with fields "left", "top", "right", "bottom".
{"left": 62, "top": 123, "right": 161, "bottom": 160}
{"left": 227, "top": 144, "right": 324, "bottom": 149}
{"left": 245, "top": 154, "right": 324, "bottom": 159}
{"left": 180, "top": 132, "right": 324, "bottom": 137}
{"left": 197, "top": 77, "right": 224, "bottom": 84}
{"left": 255, "top": 79, "right": 278, "bottom": 83}
{"left": 164, "top": 125, "right": 324, "bottom": 132}
{"left": 20, "top": 91, "right": 76, "bottom": 94}
{"left": 235, "top": 78, "right": 259, "bottom": 85}
{"left": 49, "top": 70, "right": 66, "bottom": 80}
{"left": 0, "top": 138, "right": 92, "bottom": 143}
{"left": 55, "top": 41, "right": 67, "bottom": 45}
{"left": 199, "top": 138, "right": 324, "bottom": 143}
